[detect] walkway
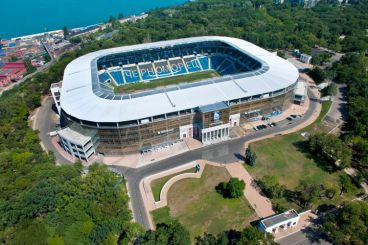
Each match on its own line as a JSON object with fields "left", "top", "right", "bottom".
{"left": 140, "top": 160, "right": 274, "bottom": 229}
{"left": 225, "top": 163, "right": 275, "bottom": 218}
{"left": 111, "top": 85, "right": 321, "bottom": 230}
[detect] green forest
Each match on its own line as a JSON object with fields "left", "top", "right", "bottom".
{"left": 1, "top": 0, "right": 368, "bottom": 244}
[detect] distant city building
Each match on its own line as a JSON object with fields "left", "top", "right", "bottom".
{"left": 259, "top": 210, "right": 300, "bottom": 234}
{"left": 0, "top": 61, "right": 27, "bottom": 86}
{"left": 299, "top": 53, "right": 312, "bottom": 64}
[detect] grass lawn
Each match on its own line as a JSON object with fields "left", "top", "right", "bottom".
{"left": 151, "top": 165, "right": 257, "bottom": 240}
{"left": 246, "top": 101, "right": 361, "bottom": 209}
{"left": 151, "top": 167, "right": 196, "bottom": 202}
{"left": 114, "top": 70, "right": 219, "bottom": 94}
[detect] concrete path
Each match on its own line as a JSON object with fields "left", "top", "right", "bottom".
{"left": 140, "top": 160, "right": 224, "bottom": 229}
{"left": 225, "top": 163, "right": 275, "bottom": 218}
{"left": 141, "top": 160, "right": 275, "bottom": 230}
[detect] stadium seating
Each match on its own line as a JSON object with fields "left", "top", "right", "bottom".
{"left": 97, "top": 41, "right": 263, "bottom": 85}
{"left": 98, "top": 72, "right": 110, "bottom": 83}
{"left": 210, "top": 56, "right": 224, "bottom": 70}
{"left": 198, "top": 56, "right": 210, "bottom": 70}
{"left": 184, "top": 57, "right": 201, "bottom": 73}
{"left": 154, "top": 61, "right": 172, "bottom": 78}
{"left": 169, "top": 59, "right": 187, "bottom": 75}
{"left": 123, "top": 66, "right": 141, "bottom": 83}
{"left": 139, "top": 63, "right": 157, "bottom": 80}
{"left": 109, "top": 70, "right": 124, "bottom": 85}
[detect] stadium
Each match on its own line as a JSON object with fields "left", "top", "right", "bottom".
{"left": 52, "top": 36, "right": 299, "bottom": 158}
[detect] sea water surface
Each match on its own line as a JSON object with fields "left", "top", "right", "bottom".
{"left": 0, "top": 0, "right": 187, "bottom": 39}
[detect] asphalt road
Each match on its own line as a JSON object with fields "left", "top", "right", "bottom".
{"left": 34, "top": 86, "right": 321, "bottom": 238}
{"left": 277, "top": 214, "right": 332, "bottom": 245}
{"left": 323, "top": 83, "right": 348, "bottom": 124}
{"left": 34, "top": 96, "right": 73, "bottom": 164}
{"left": 110, "top": 91, "right": 319, "bottom": 230}
{"left": 278, "top": 229, "right": 331, "bottom": 245}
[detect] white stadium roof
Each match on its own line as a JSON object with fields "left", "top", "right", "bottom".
{"left": 60, "top": 36, "right": 299, "bottom": 123}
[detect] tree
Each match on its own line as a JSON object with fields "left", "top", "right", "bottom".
{"left": 216, "top": 178, "right": 245, "bottom": 198}
{"left": 62, "top": 26, "right": 69, "bottom": 39}
{"left": 307, "top": 67, "right": 326, "bottom": 84}
{"left": 24, "top": 57, "right": 36, "bottom": 74}
{"left": 339, "top": 175, "right": 353, "bottom": 195}
{"left": 258, "top": 175, "right": 283, "bottom": 198}
{"left": 296, "top": 179, "right": 322, "bottom": 208}
{"left": 9, "top": 56, "right": 18, "bottom": 62}
{"left": 141, "top": 220, "right": 190, "bottom": 245}
{"left": 321, "top": 202, "right": 368, "bottom": 245}
{"left": 197, "top": 227, "right": 276, "bottom": 245}
{"left": 320, "top": 83, "right": 337, "bottom": 97}
{"left": 245, "top": 147, "right": 257, "bottom": 166}
{"left": 70, "top": 36, "right": 82, "bottom": 44}
{"left": 308, "top": 133, "right": 352, "bottom": 170}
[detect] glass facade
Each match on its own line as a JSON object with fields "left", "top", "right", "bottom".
{"left": 61, "top": 89, "right": 294, "bottom": 155}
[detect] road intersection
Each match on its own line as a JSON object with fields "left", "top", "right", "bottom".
{"left": 110, "top": 90, "right": 320, "bottom": 230}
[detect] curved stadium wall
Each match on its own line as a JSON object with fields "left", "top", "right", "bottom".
{"left": 59, "top": 36, "right": 298, "bottom": 155}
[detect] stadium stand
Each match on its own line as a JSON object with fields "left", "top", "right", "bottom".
{"left": 139, "top": 63, "right": 157, "bottom": 80}
{"left": 169, "top": 58, "right": 187, "bottom": 75}
{"left": 109, "top": 69, "right": 124, "bottom": 85}
{"left": 183, "top": 56, "right": 202, "bottom": 73}
{"left": 154, "top": 60, "right": 172, "bottom": 77}
{"left": 96, "top": 40, "right": 263, "bottom": 85}
{"left": 98, "top": 72, "right": 111, "bottom": 83}
{"left": 123, "top": 65, "right": 141, "bottom": 83}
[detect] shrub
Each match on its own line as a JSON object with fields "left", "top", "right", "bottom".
{"left": 216, "top": 178, "right": 245, "bottom": 198}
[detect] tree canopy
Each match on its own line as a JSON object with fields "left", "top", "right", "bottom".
{"left": 321, "top": 201, "right": 368, "bottom": 245}
{"left": 1, "top": 0, "right": 368, "bottom": 243}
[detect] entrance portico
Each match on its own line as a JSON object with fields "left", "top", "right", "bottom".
{"left": 201, "top": 123, "right": 230, "bottom": 144}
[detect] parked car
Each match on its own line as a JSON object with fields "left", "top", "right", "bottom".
{"left": 286, "top": 117, "right": 293, "bottom": 121}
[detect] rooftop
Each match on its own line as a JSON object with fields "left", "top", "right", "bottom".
{"left": 57, "top": 123, "right": 97, "bottom": 145}
{"left": 199, "top": 101, "right": 229, "bottom": 113}
{"left": 60, "top": 36, "right": 299, "bottom": 123}
{"left": 294, "top": 80, "right": 307, "bottom": 96}
{"left": 261, "top": 210, "right": 299, "bottom": 228}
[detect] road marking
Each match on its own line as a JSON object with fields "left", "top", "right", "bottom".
{"left": 289, "top": 238, "right": 308, "bottom": 245}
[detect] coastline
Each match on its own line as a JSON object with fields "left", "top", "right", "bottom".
{"left": 9, "top": 13, "right": 147, "bottom": 41}
{"left": 1, "top": 0, "right": 188, "bottom": 40}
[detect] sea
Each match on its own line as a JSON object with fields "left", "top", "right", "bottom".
{"left": 0, "top": 0, "right": 187, "bottom": 39}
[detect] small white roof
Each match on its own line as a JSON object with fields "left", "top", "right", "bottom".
{"left": 295, "top": 80, "right": 307, "bottom": 96}
{"left": 60, "top": 36, "right": 299, "bottom": 123}
{"left": 58, "top": 124, "right": 96, "bottom": 145}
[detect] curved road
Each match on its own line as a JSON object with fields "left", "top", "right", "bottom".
{"left": 111, "top": 91, "right": 319, "bottom": 230}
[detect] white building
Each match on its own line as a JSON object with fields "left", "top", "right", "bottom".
{"left": 294, "top": 80, "right": 307, "bottom": 105}
{"left": 57, "top": 124, "right": 99, "bottom": 162}
{"left": 50, "top": 81, "right": 62, "bottom": 114}
{"left": 299, "top": 53, "right": 312, "bottom": 64}
{"left": 259, "top": 210, "right": 300, "bottom": 234}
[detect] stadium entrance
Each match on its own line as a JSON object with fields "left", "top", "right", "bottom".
{"left": 201, "top": 123, "right": 230, "bottom": 144}
{"left": 198, "top": 102, "right": 231, "bottom": 144}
